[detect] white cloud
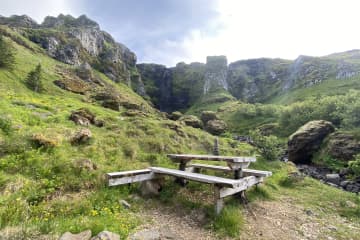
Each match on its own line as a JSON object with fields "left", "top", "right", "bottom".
{"left": 0, "top": 0, "right": 82, "bottom": 23}
{"left": 151, "top": 0, "right": 360, "bottom": 66}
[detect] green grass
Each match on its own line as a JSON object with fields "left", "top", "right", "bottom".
{"left": 269, "top": 77, "right": 360, "bottom": 105}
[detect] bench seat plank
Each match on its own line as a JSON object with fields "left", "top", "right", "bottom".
{"left": 150, "top": 167, "right": 242, "bottom": 188}
{"left": 188, "top": 163, "right": 272, "bottom": 177}
{"left": 107, "top": 169, "right": 151, "bottom": 179}
{"left": 108, "top": 172, "right": 155, "bottom": 186}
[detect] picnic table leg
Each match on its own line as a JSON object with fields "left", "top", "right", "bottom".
{"left": 214, "top": 185, "right": 224, "bottom": 215}
{"left": 234, "top": 168, "right": 248, "bottom": 203}
{"left": 175, "top": 160, "right": 188, "bottom": 186}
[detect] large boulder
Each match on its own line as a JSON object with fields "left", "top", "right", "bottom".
{"left": 205, "top": 119, "right": 227, "bottom": 135}
{"left": 200, "top": 111, "right": 218, "bottom": 124}
{"left": 326, "top": 132, "right": 360, "bottom": 161}
{"left": 180, "top": 115, "right": 203, "bottom": 129}
{"left": 288, "top": 120, "right": 335, "bottom": 164}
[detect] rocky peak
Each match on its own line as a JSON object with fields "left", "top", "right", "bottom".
{"left": 0, "top": 15, "right": 38, "bottom": 28}
{"left": 204, "top": 56, "right": 229, "bottom": 94}
{"left": 41, "top": 14, "right": 99, "bottom": 29}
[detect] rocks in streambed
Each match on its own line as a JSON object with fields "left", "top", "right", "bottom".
{"left": 325, "top": 174, "right": 340, "bottom": 185}
{"left": 298, "top": 164, "right": 360, "bottom": 193}
{"left": 288, "top": 120, "right": 335, "bottom": 164}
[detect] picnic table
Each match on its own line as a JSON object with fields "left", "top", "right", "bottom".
{"left": 167, "top": 154, "right": 256, "bottom": 179}
{"left": 107, "top": 153, "right": 271, "bottom": 214}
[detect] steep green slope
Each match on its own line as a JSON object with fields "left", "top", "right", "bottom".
{"left": 0, "top": 31, "right": 248, "bottom": 238}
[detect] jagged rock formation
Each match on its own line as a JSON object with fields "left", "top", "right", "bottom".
{"left": 0, "top": 14, "right": 145, "bottom": 94}
{"left": 203, "top": 56, "right": 228, "bottom": 94}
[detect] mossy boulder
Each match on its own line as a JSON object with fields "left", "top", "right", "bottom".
{"left": 180, "top": 115, "right": 203, "bottom": 129}
{"left": 76, "top": 62, "right": 93, "bottom": 81}
{"left": 200, "top": 111, "right": 218, "bottom": 124}
{"left": 71, "top": 128, "right": 92, "bottom": 145}
{"left": 288, "top": 120, "right": 335, "bottom": 164}
{"left": 325, "top": 132, "right": 360, "bottom": 161}
{"left": 69, "top": 108, "right": 95, "bottom": 126}
{"left": 169, "top": 111, "right": 183, "bottom": 121}
{"left": 31, "top": 133, "right": 59, "bottom": 148}
{"left": 205, "top": 119, "right": 227, "bottom": 135}
{"left": 70, "top": 108, "right": 104, "bottom": 127}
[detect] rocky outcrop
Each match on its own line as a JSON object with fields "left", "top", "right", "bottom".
{"left": 325, "top": 132, "right": 360, "bottom": 161}
{"left": 200, "top": 111, "right": 218, "bottom": 124}
{"left": 0, "top": 15, "right": 38, "bottom": 28}
{"left": 180, "top": 115, "right": 203, "bottom": 129}
{"left": 205, "top": 119, "right": 227, "bottom": 135}
{"left": 288, "top": 120, "right": 335, "bottom": 164}
{"left": 168, "top": 111, "right": 183, "bottom": 121}
{"left": 69, "top": 108, "right": 104, "bottom": 127}
{"left": 0, "top": 14, "right": 144, "bottom": 93}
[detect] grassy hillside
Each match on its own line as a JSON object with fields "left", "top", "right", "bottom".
{"left": 0, "top": 31, "right": 248, "bottom": 238}
{"left": 269, "top": 76, "right": 360, "bottom": 105}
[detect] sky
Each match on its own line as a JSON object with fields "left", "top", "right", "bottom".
{"left": 1, "top": 0, "right": 360, "bottom": 66}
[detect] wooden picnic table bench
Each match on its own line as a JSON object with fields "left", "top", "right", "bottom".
{"left": 106, "top": 154, "right": 271, "bottom": 214}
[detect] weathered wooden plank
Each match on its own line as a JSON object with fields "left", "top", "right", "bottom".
{"left": 167, "top": 154, "right": 256, "bottom": 163}
{"left": 189, "top": 163, "right": 232, "bottom": 172}
{"left": 219, "top": 176, "right": 261, "bottom": 198}
{"left": 242, "top": 169, "right": 272, "bottom": 177}
{"left": 188, "top": 163, "right": 272, "bottom": 177}
{"left": 149, "top": 167, "right": 238, "bottom": 188}
{"left": 108, "top": 172, "right": 155, "bottom": 186}
{"left": 107, "top": 169, "right": 151, "bottom": 179}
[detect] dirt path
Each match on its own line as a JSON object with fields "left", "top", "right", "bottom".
{"left": 134, "top": 198, "right": 360, "bottom": 240}
{"left": 240, "top": 197, "right": 360, "bottom": 240}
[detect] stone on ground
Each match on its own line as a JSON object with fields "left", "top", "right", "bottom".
{"left": 91, "top": 231, "right": 120, "bottom": 240}
{"left": 59, "top": 230, "right": 92, "bottom": 240}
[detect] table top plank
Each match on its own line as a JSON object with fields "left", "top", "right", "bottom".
{"left": 149, "top": 167, "right": 239, "bottom": 187}
{"left": 167, "top": 154, "right": 256, "bottom": 163}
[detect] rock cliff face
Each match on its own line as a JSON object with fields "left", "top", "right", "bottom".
{"left": 204, "top": 56, "right": 228, "bottom": 94}
{"left": 137, "top": 62, "right": 205, "bottom": 112}
{"left": 0, "top": 14, "right": 143, "bottom": 93}
{"left": 140, "top": 50, "right": 360, "bottom": 110}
